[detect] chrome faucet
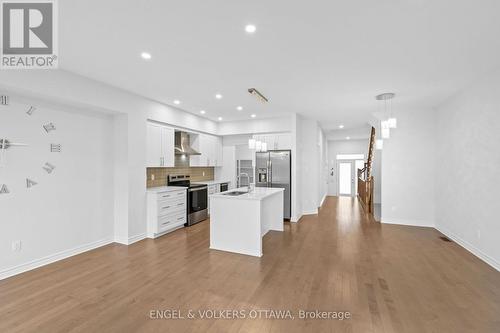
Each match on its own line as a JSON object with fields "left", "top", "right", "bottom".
{"left": 239, "top": 173, "right": 252, "bottom": 192}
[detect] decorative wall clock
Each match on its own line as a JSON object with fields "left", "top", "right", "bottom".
{"left": 0, "top": 95, "right": 61, "bottom": 195}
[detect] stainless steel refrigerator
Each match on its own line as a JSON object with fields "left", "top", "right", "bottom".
{"left": 255, "top": 150, "right": 291, "bottom": 219}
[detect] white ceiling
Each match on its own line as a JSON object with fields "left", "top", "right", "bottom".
{"left": 59, "top": 0, "right": 500, "bottom": 130}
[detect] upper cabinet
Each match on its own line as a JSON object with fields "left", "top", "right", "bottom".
{"left": 146, "top": 122, "right": 175, "bottom": 167}
{"left": 190, "top": 133, "right": 223, "bottom": 167}
{"left": 253, "top": 133, "right": 292, "bottom": 150}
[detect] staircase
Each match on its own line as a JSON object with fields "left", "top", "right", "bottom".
{"left": 357, "top": 127, "right": 375, "bottom": 214}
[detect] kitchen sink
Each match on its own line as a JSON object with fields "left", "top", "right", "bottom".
{"left": 221, "top": 191, "right": 248, "bottom": 196}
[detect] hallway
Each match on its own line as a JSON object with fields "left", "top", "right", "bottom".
{"left": 1, "top": 197, "right": 499, "bottom": 332}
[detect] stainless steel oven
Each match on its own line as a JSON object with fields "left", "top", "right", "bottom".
{"left": 187, "top": 184, "right": 208, "bottom": 225}
{"left": 168, "top": 175, "right": 208, "bottom": 226}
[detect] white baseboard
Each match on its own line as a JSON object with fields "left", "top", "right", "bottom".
{"left": 114, "top": 236, "right": 128, "bottom": 245}
{"left": 128, "top": 233, "right": 146, "bottom": 245}
{"left": 320, "top": 194, "right": 327, "bottom": 207}
{"left": 436, "top": 226, "right": 500, "bottom": 272}
{"left": 0, "top": 237, "right": 114, "bottom": 281}
{"left": 115, "top": 233, "right": 146, "bottom": 245}
{"left": 290, "top": 213, "right": 302, "bottom": 223}
{"left": 302, "top": 209, "right": 318, "bottom": 216}
{"left": 381, "top": 218, "right": 434, "bottom": 228}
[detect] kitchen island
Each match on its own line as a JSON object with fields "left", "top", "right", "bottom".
{"left": 209, "top": 187, "right": 284, "bottom": 257}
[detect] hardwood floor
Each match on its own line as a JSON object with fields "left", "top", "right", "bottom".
{"left": 1, "top": 196, "right": 499, "bottom": 332}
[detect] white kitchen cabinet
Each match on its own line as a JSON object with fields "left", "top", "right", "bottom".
{"left": 252, "top": 133, "right": 292, "bottom": 151}
{"left": 189, "top": 133, "right": 223, "bottom": 167}
{"left": 276, "top": 134, "right": 292, "bottom": 150}
{"left": 146, "top": 122, "right": 175, "bottom": 167}
{"left": 147, "top": 187, "right": 187, "bottom": 238}
{"left": 215, "top": 136, "right": 223, "bottom": 166}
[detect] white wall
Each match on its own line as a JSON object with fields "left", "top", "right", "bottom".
{"left": 381, "top": 107, "right": 436, "bottom": 227}
{"left": 435, "top": 70, "right": 500, "bottom": 270}
{"left": 372, "top": 148, "right": 382, "bottom": 204}
{"left": 318, "top": 129, "right": 328, "bottom": 206}
{"left": 0, "top": 99, "right": 114, "bottom": 279}
{"left": 290, "top": 114, "right": 301, "bottom": 222}
{"left": 296, "top": 115, "right": 321, "bottom": 215}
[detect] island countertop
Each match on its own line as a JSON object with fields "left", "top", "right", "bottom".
{"left": 210, "top": 187, "right": 284, "bottom": 201}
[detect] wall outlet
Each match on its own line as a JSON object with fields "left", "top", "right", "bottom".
{"left": 202, "top": 171, "right": 205, "bottom": 177}
{"left": 151, "top": 174, "right": 155, "bottom": 181}
{"left": 12, "top": 240, "right": 22, "bottom": 252}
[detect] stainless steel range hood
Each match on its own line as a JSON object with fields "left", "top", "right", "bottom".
{"left": 174, "top": 131, "right": 201, "bottom": 156}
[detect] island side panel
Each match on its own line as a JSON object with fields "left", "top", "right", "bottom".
{"left": 261, "top": 190, "right": 284, "bottom": 236}
{"left": 210, "top": 197, "right": 262, "bottom": 257}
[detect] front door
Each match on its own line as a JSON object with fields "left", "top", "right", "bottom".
{"left": 337, "top": 161, "right": 355, "bottom": 196}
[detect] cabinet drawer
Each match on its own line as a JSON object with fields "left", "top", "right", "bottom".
{"left": 158, "top": 212, "right": 186, "bottom": 231}
{"left": 157, "top": 190, "right": 186, "bottom": 202}
{"left": 208, "top": 185, "right": 217, "bottom": 195}
{"left": 158, "top": 198, "right": 186, "bottom": 216}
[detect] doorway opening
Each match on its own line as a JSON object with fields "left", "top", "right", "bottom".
{"left": 337, "top": 158, "right": 365, "bottom": 197}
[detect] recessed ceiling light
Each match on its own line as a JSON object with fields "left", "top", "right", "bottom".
{"left": 218, "top": 116, "right": 223, "bottom": 121}
{"left": 200, "top": 110, "right": 206, "bottom": 114}
{"left": 236, "top": 106, "right": 243, "bottom": 111}
{"left": 141, "top": 52, "right": 151, "bottom": 60}
{"left": 173, "top": 100, "right": 181, "bottom": 105}
{"left": 245, "top": 24, "right": 257, "bottom": 33}
{"left": 339, "top": 124, "right": 344, "bottom": 129}
{"left": 251, "top": 114, "right": 256, "bottom": 118}
{"left": 215, "top": 94, "right": 223, "bottom": 99}
{"left": 346, "top": 136, "right": 351, "bottom": 140}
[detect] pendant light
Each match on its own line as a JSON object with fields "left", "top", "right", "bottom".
{"left": 381, "top": 120, "right": 390, "bottom": 139}
{"left": 376, "top": 118, "right": 384, "bottom": 150}
{"left": 248, "top": 138, "right": 256, "bottom": 149}
{"left": 262, "top": 142, "right": 268, "bottom": 152}
{"left": 376, "top": 93, "right": 397, "bottom": 129}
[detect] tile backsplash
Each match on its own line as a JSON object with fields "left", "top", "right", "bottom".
{"left": 147, "top": 167, "right": 215, "bottom": 188}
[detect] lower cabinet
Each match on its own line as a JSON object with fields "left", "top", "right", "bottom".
{"left": 207, "top": 184, "right": 218, "bottom": 216}
{"left": 147, "top": 188, "right": 187, "bottom": 238}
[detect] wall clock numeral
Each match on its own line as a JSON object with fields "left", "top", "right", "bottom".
{"left": 26, "top": 178, "right": 38, "bottom": 188}
{"left": 0, "top": 184, "right": 9, "bottom": 194}
{"left": 0, "top": 95, "right": 8, "bottom": 105}
{"left": 43, "top": 123, "right": 56, "bottom": 132}
{"left": 43, "top": 162, "right": 55, "bottom": 174}
{"left": 50, "top": 144, "right": 61, "bottom": 152}
{"left": 27, "top": 106, "right": 36, "bottom": 115}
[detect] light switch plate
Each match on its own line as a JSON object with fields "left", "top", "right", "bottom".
{"left": 12, "top": 240, "right": 21, "bottom": 252}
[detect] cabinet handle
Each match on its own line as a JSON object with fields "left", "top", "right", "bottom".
{"left": 177, "top": 192, "right": 183, "bottom": 195}
{"left": 162, "top": 206, "right": 171, "bottom": 209}
{"left": 177, "top": 217, "right": 184, "bottom": 220}
{"left": 162, "top": 194, "right": 171, "bottom": 198}
{"left": 177, "top": 203, "right": 184, "bottom": 206}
